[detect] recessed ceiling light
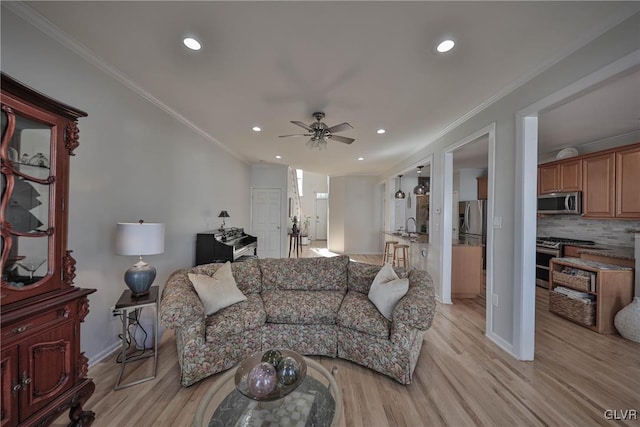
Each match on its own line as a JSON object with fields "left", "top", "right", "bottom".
{"left": 358, "top": 157, "right": 364, "bottom": 161}
{"left": 252, "top": 126, "right": 262, "bottom": 132}
{"left": 183, "top": 37, "right": 201, "bottom": 51}
{"left": 376, "top": 129, "right": 386, "bottom": 134}
{"left": 275, "top": 155, "right": 282, "bottom": 159}
{"left": 436, "top": 39, "right": 455, "bottom": 53}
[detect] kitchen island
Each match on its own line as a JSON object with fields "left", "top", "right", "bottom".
{"left": 451, "top": 240, "right": 483, "bottom": 298}
{"left": 382, "top": 231, "right": 429, "bottom": 269}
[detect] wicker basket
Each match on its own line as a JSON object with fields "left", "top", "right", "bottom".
{"left": 549, "top": 291, "right": 595, "bottom": 326}
{"left": 552, "top": 271, "right": 591, "bottom": 292}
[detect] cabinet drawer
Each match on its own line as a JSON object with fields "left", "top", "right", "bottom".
{"left": 1, "top": 303, "right": 74, "bottom": 343}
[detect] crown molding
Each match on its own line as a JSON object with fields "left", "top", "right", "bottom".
{"left": 4, "top": 1, "right": 249, "bottom": 164}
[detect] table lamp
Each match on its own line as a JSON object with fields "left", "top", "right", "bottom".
{"left": 218, "top": 210, "right": 230, "bottom": 230}
{"left": 116, "top": 220, "right": 165, "bottom": 297}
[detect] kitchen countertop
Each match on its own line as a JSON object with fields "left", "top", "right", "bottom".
{"left": 382, "top": 231, "right": 429, "bottom": 244}
{"left": 453, "top": 239, "right": 483, "bottom": 247}
{"left": 553, "top": 257, "right": 632, "bottom": 271}
{"left": 572, "top": 244, "right": 635, "bottom": 261}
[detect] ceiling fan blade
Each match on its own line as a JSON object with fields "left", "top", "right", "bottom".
{"left": 326, "top": 122, "right": 353, "bottom": 133}
{"left": 329, "top": 135, "right": 355, "bottom": 144}
{"left": 291, "top": 121, "right": 314, "bottom": 131}
{"left": 279, "top": 133, "right": 313, "bottom": 138}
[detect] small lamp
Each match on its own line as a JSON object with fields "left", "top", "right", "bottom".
{"left": 116, "top": 220, "right": 165, "bottom": 297}
{"left": 218, "top": 210, "right": 230, "bottom": 230}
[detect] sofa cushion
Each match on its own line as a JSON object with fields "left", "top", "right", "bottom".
{"left": 259, "top": 256, "right": 349, "bottom": 291}
{"left": 205, "top": 293, "right": 265, "bottom": 338}
{"left": 261, "top": 290, "right": 344, "bottom": 325}
{"left": 348, "top": 261, "right": 409, "bottom": 294}
{"left": 368, "top": 264, "right": 409, "bottom": 320}
{"left": 189, "top": 263, "right": 246, "bottom": 316}
{"left": 337, "top": 291, "right": 390, "bottom": 338}
{"left": 191, "top": 259, "right": 262, "bottom": 294}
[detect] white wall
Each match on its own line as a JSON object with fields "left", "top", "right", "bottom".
{"left": 381, "top": 13, "right": 640, "bottom": 354}
{"left": 457, "top": 169, "right": 486, "bottom": 201}
{"left": 2, "top": 8, "right": 252, "bottom": 364}
{"left": 327, "top": 177, "right": 345, "bottom": 253}
{"left": 328, "top": 175, "right": 382, "bottom": 255}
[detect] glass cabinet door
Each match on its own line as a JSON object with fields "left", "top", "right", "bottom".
{"left": 1, "top": 108, "right": 54, "bottom": 288}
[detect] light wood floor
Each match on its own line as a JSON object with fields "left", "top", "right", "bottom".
{"left": 55, "top": 244, "right": 640, "bottom": 426}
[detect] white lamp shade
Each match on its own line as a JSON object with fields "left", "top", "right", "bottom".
{"left": 116, "top": 222, "right": 165, "bottom": 256}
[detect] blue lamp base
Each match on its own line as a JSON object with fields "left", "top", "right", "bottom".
{"left": 124, "top": 259, "right": 156, "bottom": 297}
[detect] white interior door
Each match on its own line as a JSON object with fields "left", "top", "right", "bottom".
{"left": 252, "top": 188, "right": 282, "bottom": 258}
{"left": 315, "top": 198, "right": 328, "bottom": 240}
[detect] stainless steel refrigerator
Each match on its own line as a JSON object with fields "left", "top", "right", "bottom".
{"left": 459, "top": 200, "right": 487, "bottom": 266}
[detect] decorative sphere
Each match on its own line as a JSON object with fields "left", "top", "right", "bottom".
{"left": 277, "top": 356, "right": 300, "bottom": 385}
{"left": 247, "top": 362, "right": 277, "bottom": 398}
{"left": 261, "top": 349, "right": 283, "bottom": 368}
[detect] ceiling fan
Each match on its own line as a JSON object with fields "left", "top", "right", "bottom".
{"left": 279, "top": 112, "right": 354, "bottom": 149}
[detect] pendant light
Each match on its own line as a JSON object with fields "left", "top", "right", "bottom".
{"left": 395, "top": 175, "right": 406, "bottom": 199}
{"left": 413, "top": 166, "right": 427, "bottom": 195}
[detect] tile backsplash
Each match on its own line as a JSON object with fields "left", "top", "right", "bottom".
{"left": 537, "top": 216, "right": 640, "bottom": 247}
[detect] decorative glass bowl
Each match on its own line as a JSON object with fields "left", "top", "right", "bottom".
{"left": 234, "top": 349, "right": 307, "bottom": 401}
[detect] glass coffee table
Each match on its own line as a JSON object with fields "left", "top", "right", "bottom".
{"left": 193, "top": 356, "right": 342, "bottom": 427}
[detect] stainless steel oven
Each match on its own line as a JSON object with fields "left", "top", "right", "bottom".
{"left": 536, "top": 245, "right": 560, "bottom": 288}
{"left": 535, "top": 237, "right": 595, "bottom": 288}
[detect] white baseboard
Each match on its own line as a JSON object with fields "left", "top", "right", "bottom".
{"left": 486, "top": 331, "right": 514, "bottom": 356}
{"left": 88, "top": 341, "right": 120, "bottom": 367}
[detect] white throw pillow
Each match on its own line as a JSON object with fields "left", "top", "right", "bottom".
{"left": 368, "top": 263, "right": 409, "bottom": 320}
{"left": 188, "top": 262, "right": 247, "bottom": 316}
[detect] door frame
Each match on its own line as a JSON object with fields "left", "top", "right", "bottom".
{"left": 512, "top": 50, "right": 640, "bottom": 360}
{"left": 442, "top": 123, "right": 496, "bottom": 343}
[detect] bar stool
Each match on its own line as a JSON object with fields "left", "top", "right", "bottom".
{"left": 383, "top": 240, "right": 398, "bottom": 265}
{"left": 393, "top": 244, "right": 410, "bottom": 268}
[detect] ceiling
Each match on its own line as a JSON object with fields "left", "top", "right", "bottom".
{"left": 18, "top": 2, "right": 640, "bottom": 176}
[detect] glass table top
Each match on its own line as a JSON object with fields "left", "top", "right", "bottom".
{"left": 193, "top": 356, "right": 342, "bottom": 427}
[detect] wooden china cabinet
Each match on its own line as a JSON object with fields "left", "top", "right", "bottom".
{"left": 1, "top": 74, "right": 96, "bottom": 426}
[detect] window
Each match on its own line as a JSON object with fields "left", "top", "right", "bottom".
{"left": 296, "top": 169, "right": 303, "bottom": 197}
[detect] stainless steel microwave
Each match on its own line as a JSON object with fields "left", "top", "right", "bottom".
{"left": 537, "top": 192, "right": 581, "bottom": 215}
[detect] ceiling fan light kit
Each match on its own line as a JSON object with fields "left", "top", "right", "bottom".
{"left": 279, "top": 112, "right": 355, "bottom": 149}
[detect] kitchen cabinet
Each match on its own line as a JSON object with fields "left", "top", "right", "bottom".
{"left": 1, "top": 73, "right": 96, "bottom": 426}
{"left": 581, "top": 144, "right": 640, "bottom": 219}
{"left": 538, "top": 159, "right": 582, "bottom": 194}
{"left": 477, "top": 176, "right": 488, "bottom": 200}
{"left": 615, "top": 144, "right": 640, "bottom": 218}
{"left": 549, "top": 257, "right": 632, "bottom": 334}
{"left": 582, "top": 153, "right": 616, "bottom": 218}
{"left": 451, "top": 244, "right": 482, "bottom": 298}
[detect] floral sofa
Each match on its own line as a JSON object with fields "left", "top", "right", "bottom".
{"left": 160, "top": 255, "right": 436, "bottom": 387}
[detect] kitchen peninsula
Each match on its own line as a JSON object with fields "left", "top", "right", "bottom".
{"left": 382, "top": 231, "right": 429, "bottom": 270}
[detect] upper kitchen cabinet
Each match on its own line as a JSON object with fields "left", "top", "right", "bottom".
{"left": 581, "top": 142, "right": 640, "bottom": 219}
{"left": 615, "top": 144, "right": 640, "bottom": 218}
{"left": 477, "top": 176, "right": 488, "bottom": 200}
{"left": 582, "top": 153, "right": 616, "bottom": 218}
{"left": 538, "top": 159, "right": 582, "bottom": 194}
